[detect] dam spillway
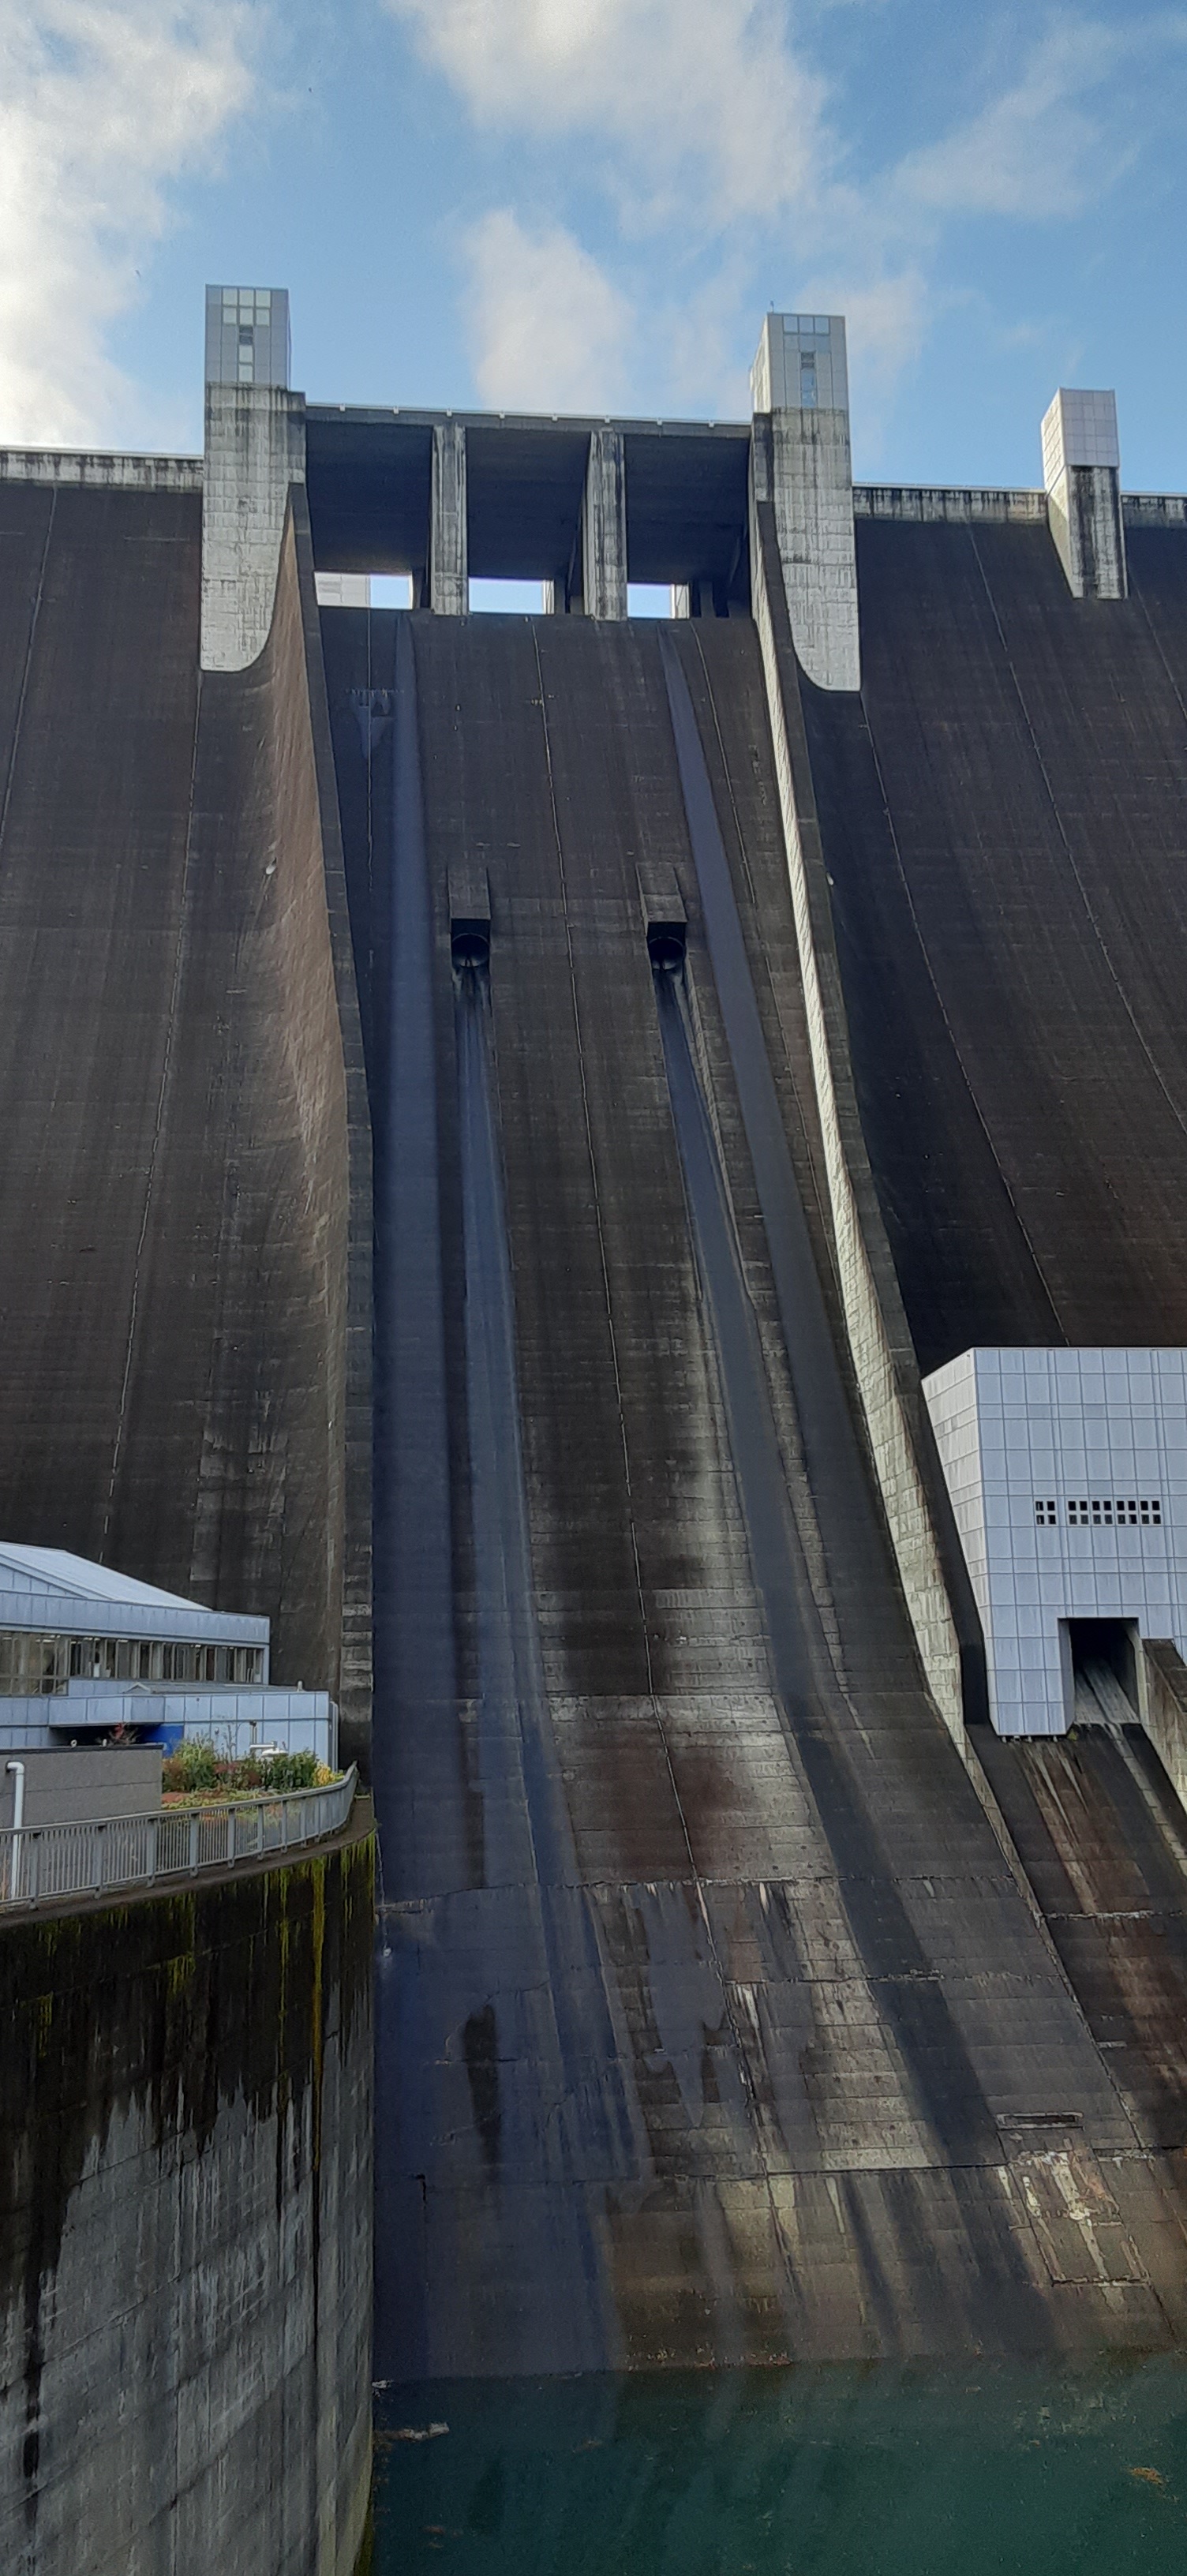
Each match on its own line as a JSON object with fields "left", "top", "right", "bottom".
{"left": 5, "top": 298, "right": 1187, "bottom": 2436}
{"left": 321, "top": 596, "right": 1187, "bottom": 2375}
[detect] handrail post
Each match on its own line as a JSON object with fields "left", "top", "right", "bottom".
{"left": 227, "top": 1805, "right": 234, "bottom": 1867}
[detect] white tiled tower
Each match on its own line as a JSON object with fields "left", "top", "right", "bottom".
{"left": 751, "top": 314, "right": 860, "bottom": 690}
{"left": 204, "top": 286, "right": 291, "bottom": 390}
{"left": 201, "top": 283, "right": 305, "bottom": 671}
{"left": 1041, "top": 388, "right": 1127, "bottom": 600}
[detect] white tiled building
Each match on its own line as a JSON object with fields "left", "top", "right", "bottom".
{"left": 0, "top": 1545, "right": 337, "bottom": 1765}
{"left": 923, "top": 1349, "right": 1187, "bottom": 1735}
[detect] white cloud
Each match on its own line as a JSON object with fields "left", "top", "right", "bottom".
{"left": 386, "top": 2, "right": 1187, "bottom": 433}
{"left": 897, "top": 28, "right": 1118, "bottom": 218}
{"left": 810, "top": 268, "right": 929, "bottom": 395}
{"left": 0, "top": 1, "right": 256, "bottom": 447}
{"left": 897, "top": 18, "right": 1187, "bottom": 220}
{"left": 388, "top": 0, "right": 830, "bottom": 225}
{"left": 464, "top": 210, "right": 633, "bottom": 410}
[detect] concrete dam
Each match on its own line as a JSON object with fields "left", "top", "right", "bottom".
{"left": 4, "top": 298, "right": 1187, "bottom": 2430}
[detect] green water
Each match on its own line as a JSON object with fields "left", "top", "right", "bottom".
{"left": 374, "top": 2364, "right": 1187, "bottom": 2573}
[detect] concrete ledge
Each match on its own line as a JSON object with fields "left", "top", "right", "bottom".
{"left": 0, "top": 450, "right": 201, "bottom": 489}
{"left": 854, "top": 486, "right": 1047, "bottom": 522}
{"left": 1141, "top": 1642, "right": 1187, "bottom": 1814}
{"left": 1124, "top": 494, "right": 1187, "bottom": 526}
{"left": 0, "top": 1787, "right": 374, "bottom": 1926}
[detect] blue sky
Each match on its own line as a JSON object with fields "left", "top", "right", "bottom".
{"left": 6, "top": 1, "right": 1187, "bottom": 490}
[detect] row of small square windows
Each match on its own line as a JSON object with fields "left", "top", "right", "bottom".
{"left": 222, "top": 290, "right": 271, "bottom": 320}
{"left": 1034, "top": 1497, "right": 1162, "bottom": 1526}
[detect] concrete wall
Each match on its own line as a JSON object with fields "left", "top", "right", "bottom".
{"left": 0, "top": 1750, "right": 162, "bottom": 1828}
{"left": 0, "top": 477, "right": 369, "bottom": 1755}
{"left": 0, "top": 1806, "right": 374, "bottom": 2576}
{"left": 807, "top": 514, "right": 1187, "bottom": 1376}
{"left": 0, "top": 452, "right": 201, "bottom": 492}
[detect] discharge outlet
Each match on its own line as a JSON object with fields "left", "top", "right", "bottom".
{"left": 638, "top": 860, "right": 687, "bottom": 972}
{"left": 449, "top": 863, "right": 492, "bottom": 968}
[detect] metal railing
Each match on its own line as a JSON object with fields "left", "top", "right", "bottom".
{"left": 0, "top": 1767, "right": 357, "bottom": 1909}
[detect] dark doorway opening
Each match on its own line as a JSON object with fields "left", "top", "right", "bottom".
{"left": 1065, "top": 1616, "right": 1141, "bottom": 1727}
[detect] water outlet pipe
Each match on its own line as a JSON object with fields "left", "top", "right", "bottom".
{"left": 6, "top": 1759, "right": 25, "bottom": 1832}
{"left": 449, "top": 863, "right": 492, "bottom": 969}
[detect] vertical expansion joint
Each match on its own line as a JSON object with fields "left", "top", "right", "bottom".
{"left": 430, "top": 421, "right": 468, "bottom": 615}
{"left": 1041, "top": 388, "right": 1127, "bottom": 601}
{"left": 750, "top": 314, "right": 860, "bottom": 691}
{"left": 582, "top": 428, "right": 627, "bottom": 620}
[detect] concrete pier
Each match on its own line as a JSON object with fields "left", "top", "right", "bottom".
{"left": 751, "top": 313, "right": 860, "bottom": 689}
{"left": 1042, "top": 387, "right": 1127, "bottom": 599}
{"left": 429, "top": 418, "right": 468, "bottom": 614}
{"left": 582, "top": 427, "right": 627, "bottom": 619}
{"left": 200, "top": 287, "right": 305, "bottom": 671}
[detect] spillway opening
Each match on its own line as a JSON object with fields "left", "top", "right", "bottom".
{"left": 647, "top": 924, "right": 686, "bottom": 973}
{"left": 1065, "top": 1616, "right": 1142, "bottom": 1728}
{"left": 449, "top": 862, "right": 492, "bottom": 972}
{"left": 451, "top": 923, "right": 490, "bottom": 969}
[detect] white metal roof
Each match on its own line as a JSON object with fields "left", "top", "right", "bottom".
{"left": 0, "top": 1546, "right": 269, "bottom": 1642}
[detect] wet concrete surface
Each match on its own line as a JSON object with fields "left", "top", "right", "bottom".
{"left": 979, "top": 1726, "right": 1187, "bottom": 2157}
{"left": 0, "top": 484, "right": 354, "bottom": 1703}
{"left": 320, "top": 605, "right": 1187, "bottom": 2377}
{"left": 807, "top": 518, "right": 1187, "bottom": 1374}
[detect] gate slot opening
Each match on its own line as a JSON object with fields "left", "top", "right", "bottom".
{"left": 449, "top": 864, "right": 492, "bottom": 969}
{"left": 638, "top": 861, "right": 687, "bottom": 973}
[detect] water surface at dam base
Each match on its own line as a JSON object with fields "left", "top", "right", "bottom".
{"left": 376, "top": 2363, "right": 1187, "bottom": 2575}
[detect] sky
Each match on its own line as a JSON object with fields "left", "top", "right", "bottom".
{"left": 2, "top": 0, "right": 1187, "bottom": 491}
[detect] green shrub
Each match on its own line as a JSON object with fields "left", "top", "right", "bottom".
{"left": 163, "top": 1737, "right": 219, "bottom": 1792}
{"left": 258, "top": 1750, "right": 320, "bottom": 1792}
{"left": 162, "top": 1743, "right": 326, "bottom": 1799}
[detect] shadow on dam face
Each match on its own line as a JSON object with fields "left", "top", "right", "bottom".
{"left": 329, "top": 605, "right": 1187, "bottom": 2383}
